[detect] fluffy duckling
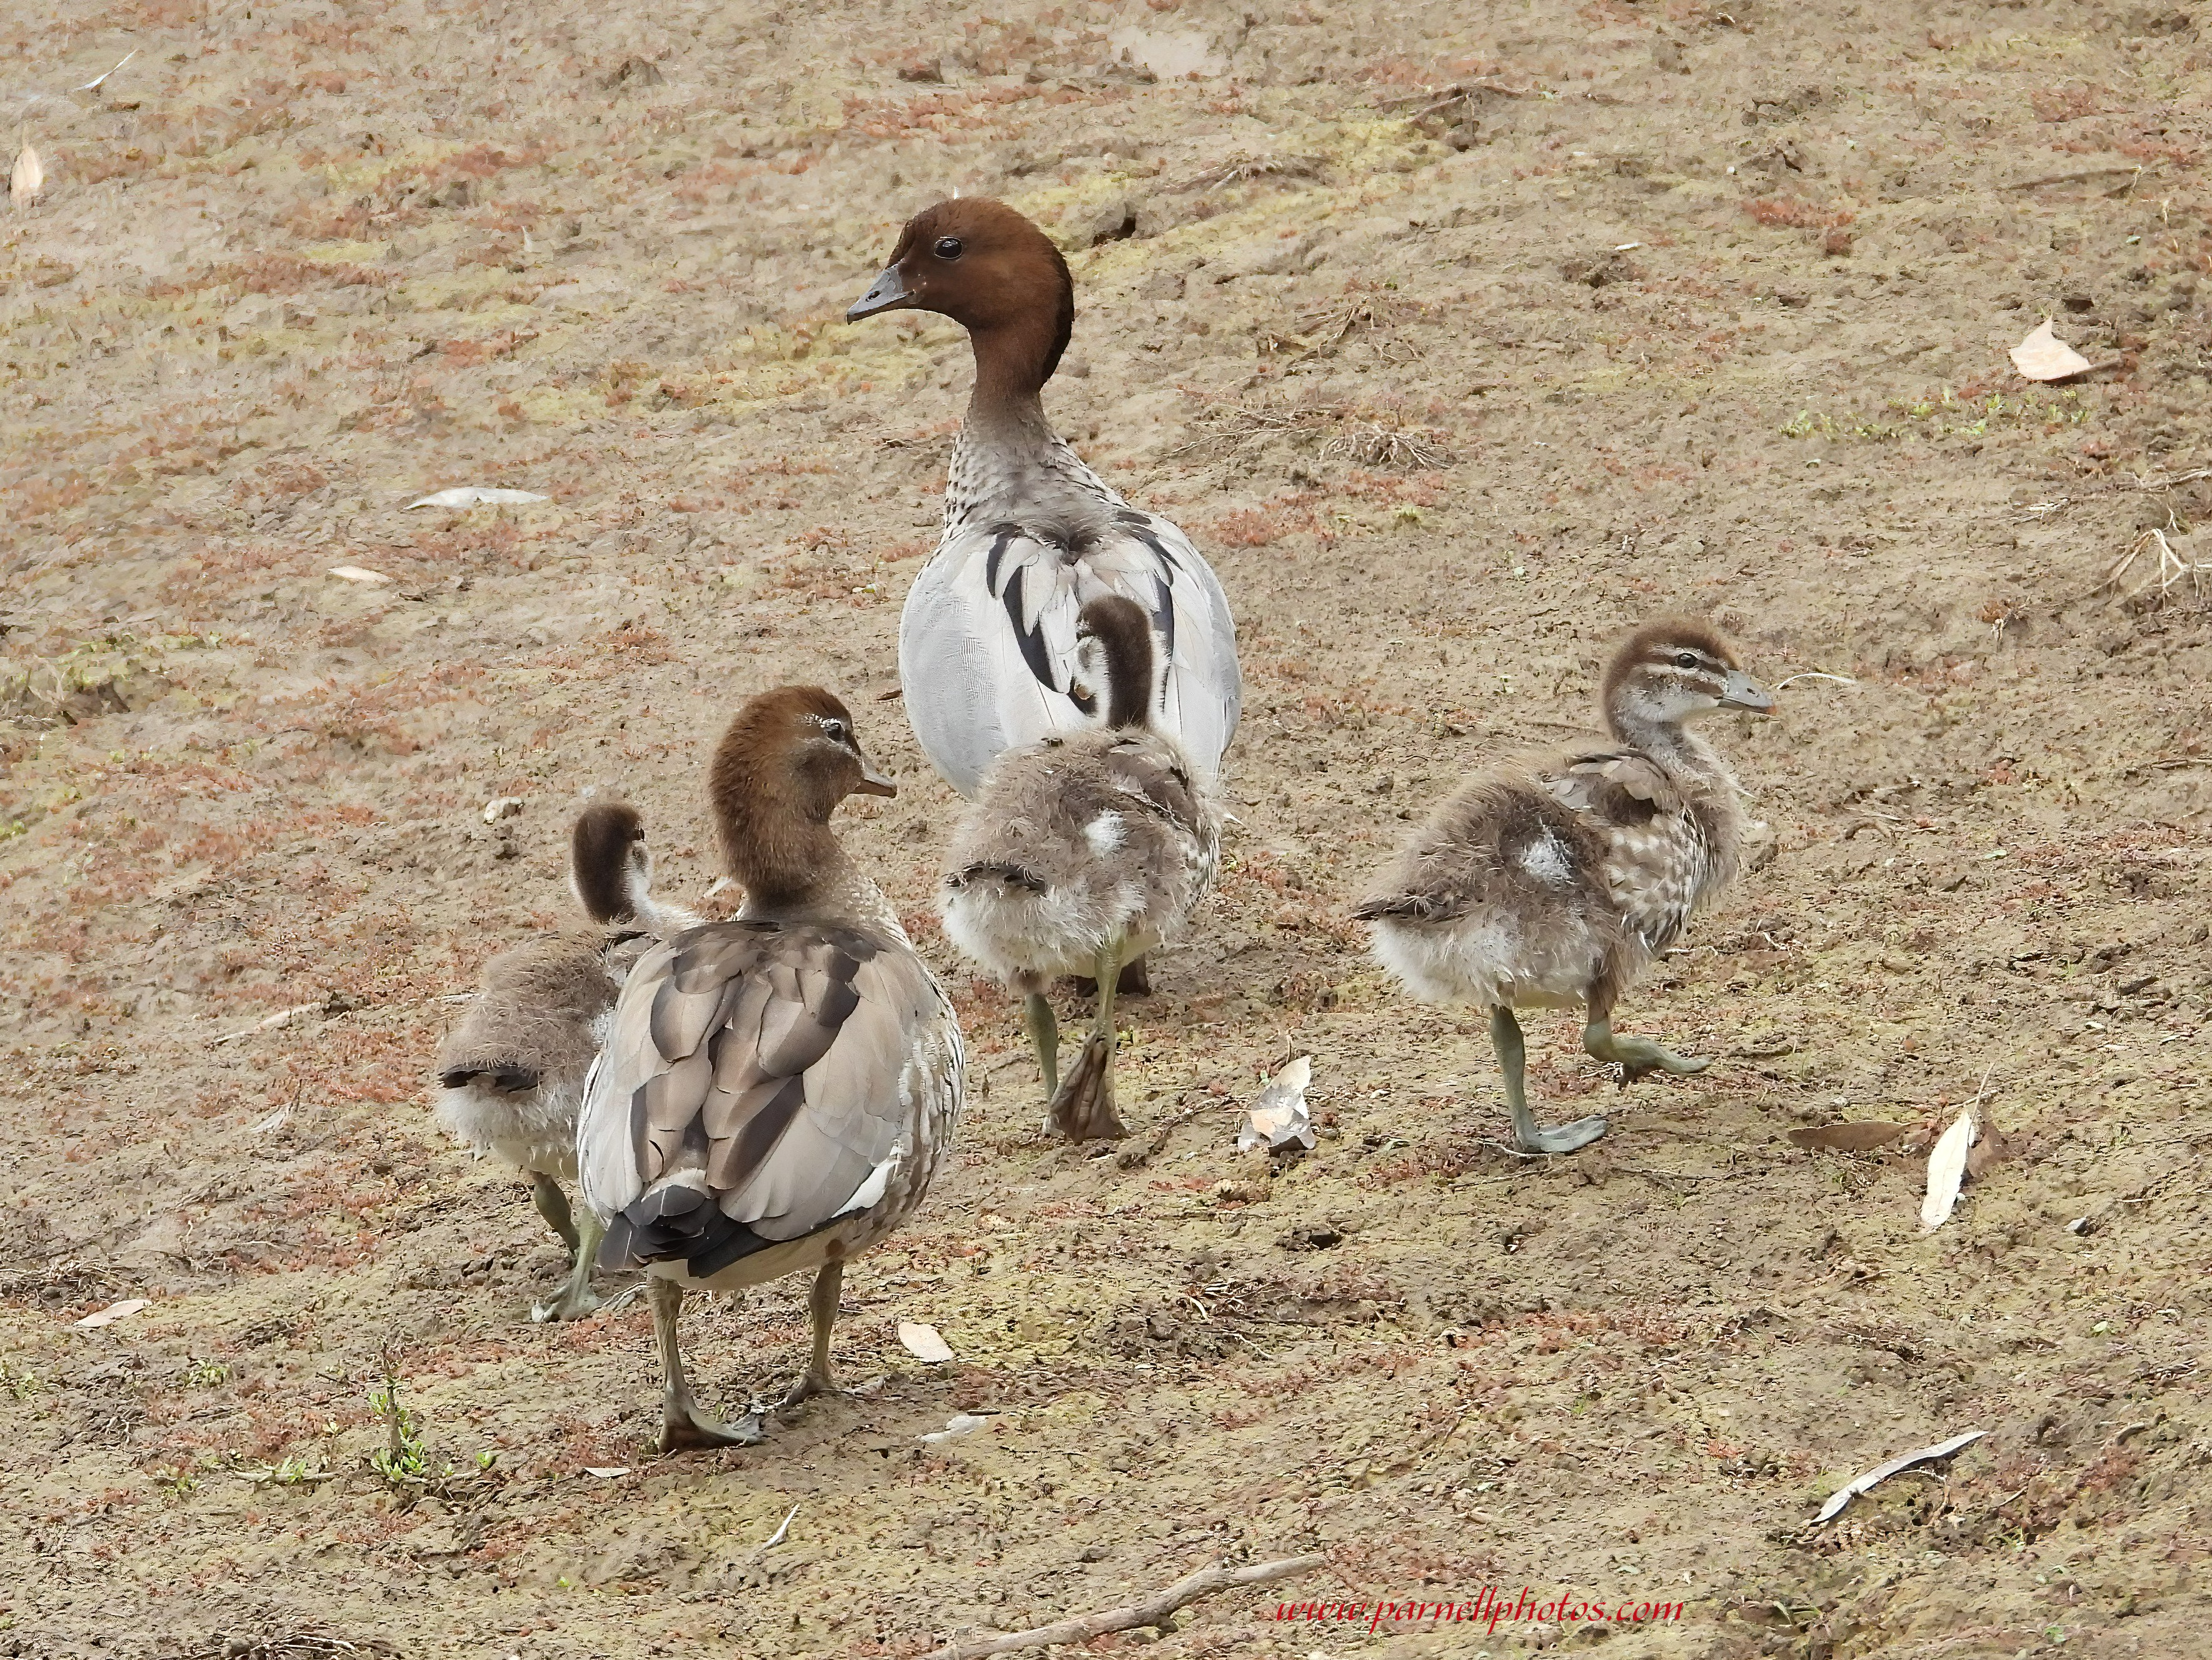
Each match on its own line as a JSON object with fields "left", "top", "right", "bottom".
{"left": 1355, "top": 621, "right": 1772, "bottom": 1154}
{"left": 940, "top": 594, "right": 1221, "bottom": 1142}
{"left": 577, "top": 689, "right": 965, "bottom": 1452}
{"left": 434, "top": 801, "right": 696, "bottom": 1322}
{"left": 847, "top": 197, "right": 1242, "bottom": 805}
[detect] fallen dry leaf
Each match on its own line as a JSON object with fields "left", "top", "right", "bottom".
{"left": 2009, "top": 317, "right": 2092, "bottom": 381}
{"left": 329, "top": 565, "right": 392, "bottom": 585}
{"left": 1788, "top": 1122, "right": 1908, "bottom": 1153}
{"left": 898, "top": 1321, "right": 955, "bottom": 1364}
{"left": 75, "top": 1298, "right": 148, "bottom": 1329}
{"left": 1921, "top": 1106, "right": 1978, "bottom": 1232}
{"left": 581, "top": 1466, "right": 631, "bottom": 1479}
{"left": 1814, "top": 1429, "right": 1986, "bottom": 1522}
{"left": 1237, "top": 1055, "right": 1315, "bottom": 1154}
{"left": 408, "top": 486, "right": 548, "bottom": 510}
{"left": 9, "top": 144, "right": 43, "bottom": 204}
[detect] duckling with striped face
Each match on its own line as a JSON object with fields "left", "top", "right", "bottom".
{"left": 1357, "top": 621, "right": 1771, "bottom": 1154}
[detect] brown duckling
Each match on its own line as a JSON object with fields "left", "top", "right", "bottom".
{"left": 577, "top": 689, "right": 965, "bottom": 1452}
{"left": 434, "top": 801, "right": 696, "bottom": 1321}
{"left": 940, "top": 594, "right": 1222, "bottom": 1140}
{"left": 1355, "top": 621, "right": 1771, "bottom": 1153}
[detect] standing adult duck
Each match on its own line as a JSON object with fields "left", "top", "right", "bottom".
{"left": 846, "top": 198, "right": 1242, "bottom": 804}
{"left": 940, "top": 594, "right": 1222, "bottom": 1141}
{"left": 434, "top": 800, "right": 695, "bottom": 1322}
{"left": 577, "top": 688, "right": 965, "bottom": 1452}
{"left": 1355, "top": 621, "right": 1771, "bottom": 1154}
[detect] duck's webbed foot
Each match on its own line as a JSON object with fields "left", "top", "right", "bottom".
{"left": 1582, "top": 1015, "right": 1709, "bottom": 1085}
{"left": 1491, "top": 1005, "right": 1609, "bottom": 1155}
{"left": 650, "top": 1276, "right": 762, "bottom": 1454}
{"left": 659, "top": 1399, "right": 767, "bottom": 1454}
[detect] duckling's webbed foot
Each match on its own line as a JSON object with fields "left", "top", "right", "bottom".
{"left": 1047, "top": 1030, "right": 1127, "bottom": 1140}
{"left": 1582, "top": 1015, "right": 1709, "bottom": 1085}
{"left": 1048, "top": 951, "right": 1129, "bottom": 1140}
{"left": 530, "top": 1207, "right": 606, "bottom": 1324}
{"left": 1491, "top": 1006, "right": 1609, "bottom": 1155}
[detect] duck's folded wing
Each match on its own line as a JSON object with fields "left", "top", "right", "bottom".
{"left": 1543, "top": 748, "right": 1682, "bottom": 822}
{"left": 900, "top": 515, "right": 1240, "bottom": 797}
{"left": 578, "top": 922, "right": 946, "bottom": 1277}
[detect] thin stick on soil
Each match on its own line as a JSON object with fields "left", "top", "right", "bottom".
{"left": 923, "top": 1554, "right": 1327, "bottom": 1659}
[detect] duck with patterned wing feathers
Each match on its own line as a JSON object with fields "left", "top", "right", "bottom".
{"left": 846, "top": 197, "right": 1241, "bottom": 809}
{"left": 577, "top": 689, "right": 965, "bottom": 1452}
{"left": 434, "top": 802, "right": 697, "bottom": 1322}
{"left": 940, "top": 593, "right": 1222, "bottom": 1142}
{"left": 1355, "top": 621, "right": 1772, "bottom": 1154}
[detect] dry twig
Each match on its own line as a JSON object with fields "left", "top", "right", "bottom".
{"left": 1171, "top": 153, "right": 1322, "bottom": 192}
{"left": 2104, "top": 527, "right": 2209, "bottom": 606}
{"left": 923, "top": 1554, "right": 1327, "bottom": 1659}
{"left": 1384, "top": 78, "right": 1548, "bottom": 118}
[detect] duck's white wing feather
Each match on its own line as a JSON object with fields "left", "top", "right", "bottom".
{"left": 576, "top": 919, "right": 958, "bottom": 1278}
{"left": 900, "top": 511, "right": 1240, "bottom": 798}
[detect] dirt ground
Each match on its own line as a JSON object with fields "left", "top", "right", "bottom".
{"left": 4, "top": 2, "right": 2210, "bottom": 1656}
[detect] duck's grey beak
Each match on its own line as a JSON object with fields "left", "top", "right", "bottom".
{"left": 847, "top": 264, "right": 913, "bottom": 321}
{"left": 855, "top": 759, "right": 898, "bottom": 798}
{"left": 1720, "top": 670, "right": 1774, "bottom": 714}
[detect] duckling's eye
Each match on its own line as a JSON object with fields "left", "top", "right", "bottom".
{"left": 932, "top": 236, "right": 964, "bottom": 260}
{"left": 822, "top": 718, "right": 849, "bottom": 744}
{"left": 1672, "top": 651, "right": 1699, "bottom": 669}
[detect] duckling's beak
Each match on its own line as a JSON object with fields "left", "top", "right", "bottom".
{"left": 855, "top": 759, "right": 898, "bottom": 797}
{"left": 1719, "top": 670, "right": 1774, "bottom": 714}
{"left": 846, "top": 263, "right": 913, "bottom": 322}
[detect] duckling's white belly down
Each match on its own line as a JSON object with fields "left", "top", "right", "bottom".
{"left": 942, "top": 877, "right": 1166, "bottom": 988}
{"left": 1369, "top": 913, "right": 1613, "bottom": 1012}
{"left": 434, "top": 1079, "right": 585, "bottom": 1180}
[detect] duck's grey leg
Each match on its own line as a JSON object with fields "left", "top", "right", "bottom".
{"left": 1048, "top": 944, "right": 1130, "bottom": 1140}
{"left": 1582, "top": 1011, "right": 1710, "bottom": 1084}
{"left": 651, "top": 1277, "right": 762, "bottom": 1453}
{"left": 530, "top": 1171, "right": 580, "bottom": 1253}
{"left": 531, "top": 1204, "right": 605, "bottom": 1324}
{"left": 777, "top": 1260, "right": 848, "bottom": 1409}
{"left": 1024, "top": 992, "right": 1060, "bottom": 1098}
{"left": 1492, "top": 1005, "right": 1609, "bottom": 1154}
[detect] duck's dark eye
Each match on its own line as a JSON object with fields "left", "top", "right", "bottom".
{"left": 823, "top": 718, "right": 849, "bottom": 743}
{"left": 1673, "top": 651, "right": 1699, "bottom": 669}
{"left": 932, "top": 236, "right": 963, "bottom": 260}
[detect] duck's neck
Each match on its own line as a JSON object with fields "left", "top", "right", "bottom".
{"left": 722, "top": 808, "right": 900, "bottom": 933}
{"left": 948, "top": 319, "right": 1111, "bottom": 527}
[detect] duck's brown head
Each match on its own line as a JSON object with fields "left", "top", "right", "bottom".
{"left": 1601, "top": 620, "right": 1772, "bottom": 738}
{"left": 708, "top": 687, "right": 895, "bottom": 900}
{"left": 570, "top": 800, "right": 650, "bottom": 925}
{"left": 847, "top": 198, "right": 1075, "bottom": 390}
